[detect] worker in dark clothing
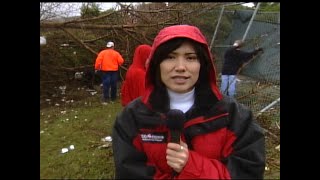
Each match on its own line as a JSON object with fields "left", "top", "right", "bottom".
{"left": 220, "top": 39, "right": 263, "bottom": 97}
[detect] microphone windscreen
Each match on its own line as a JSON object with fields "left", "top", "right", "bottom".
{"left": 166, "top": 109, "right": 185, "bottom": 131}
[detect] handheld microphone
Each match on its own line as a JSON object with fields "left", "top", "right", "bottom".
{"left": 166, "top": 109, "right": 185, "bottom": 176}
{"left": 166, "top": 109, "right": 185, "bottom": 144}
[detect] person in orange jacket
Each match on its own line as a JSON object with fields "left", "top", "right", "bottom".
{"left": 120, "top": 44, "right": 152, "bottom": 107}
{"left": 112, "top": 25, "right": 265, "bottom": 179}
{"left": 95, "top": 41, "right": 124, "bottom": 104}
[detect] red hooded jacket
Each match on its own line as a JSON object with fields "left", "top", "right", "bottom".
{"left": 112, "top": 25, "right": 265, "bottom": 179}
{"left": 121, "top": 44, "right": 152, "bottom": 106}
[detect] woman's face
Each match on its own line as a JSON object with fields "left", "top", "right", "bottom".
{"left": 160, "top": 41, "right": 200, "bottom": 94}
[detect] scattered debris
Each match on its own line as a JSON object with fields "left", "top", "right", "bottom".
{"left": 75, "top": 72, "right": 84, "bottom": 79}
{"left": 59, "top": 86, "right": 67, "bottom": 95}
{"left": 69, "top": 145, "right": 75, "bottom": 150}
{"left": 61, "top": 148, "right": 69, "bottom": 154}
{"left": 102, "top": 136, "right": 112, "bottom": 142}
{"left": 90, "top": 91, "right": 97, "bottom": 96}
{"left": 275, "top": 145, "right": 280, "bottom": 151}
{"left": 275, "top": 121, "right": 280, "bottom": 129}
{"left": 98, "top": 142, "right": 112, "bottom": 149}
{"left": 265, "top": 166, "right": 270, "bottom": 171}
{"left": 40, "top": 36, "right": 46, "bottom": 45}
{"left": 61, "top": 145, "right": 75, "bottom": 154}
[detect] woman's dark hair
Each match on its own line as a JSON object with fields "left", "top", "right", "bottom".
{"left": 147, "top": 38, "right": 216, "bottom": 112}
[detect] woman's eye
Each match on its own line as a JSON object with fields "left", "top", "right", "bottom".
{"left": 166, "top": 55, "right": 175, "bottom": 60}
{"left": 187, "top": 56, "right": 198, "bottom": 61}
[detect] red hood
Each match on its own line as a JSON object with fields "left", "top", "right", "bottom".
{"left": 130, "top": 44, "right": 152, "bottom": 69}
{"left": 142, "top": 25, "right": 222, "bottom": 106}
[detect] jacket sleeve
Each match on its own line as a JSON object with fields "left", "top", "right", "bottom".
{"left": 178, "top": 101, "right": 265, "bottom": 179}
{"left": 222, "top": 101, "right": 265, "bottom": 179}
{"left": 238, "top": 49, "right": 260, "bottom": 64}
{"left": 94, "top": 52, "right": 103, "bottom": 70}
{"left": 177, "top": 151, "right": 231, "bottom": 179}
{"left": 112, "top": 108, "right": 155, "bottom": 179}
{"left": 116, "top": 52, "right": 125, "bottom": 66}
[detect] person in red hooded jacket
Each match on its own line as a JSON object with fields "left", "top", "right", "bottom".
{"left": 120, "top": 44, "right": 152, "bottom": 107}
{"left": 112, "top": 25, "right": 265, "bottom": 179}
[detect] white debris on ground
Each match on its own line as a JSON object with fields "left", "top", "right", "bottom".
{"left": 40, "top": 36, "right": 46, "bottom": 45}
{"left": 61, "top": 148, "right": 68, "bottom": 154}
{"left": 61, "top": 145, "right": 75, "bottom": 154}
{"left": 59, "top": 86, "right": 67, "bottom": 95}
{"left": 101, "top": 136, "right": 112, "bottom": 142}
{"left": 90, "top": 91, "right": 97, "bottom": 96}
{"left": 98, "top": 143, "right": 111, "bottom": 149}
{"left": 94, "top": 136, "right": 113, "bottom": 149}
{"left": 265, "top": 166, "right": 270, "bottom": 171}
{"left": 69, "top": 145, "right": 75, "bottom": 150}
{"left": 275, "top": 145, "right": 280, "bottom": 151}
{"left": 74, "top": 72, "right": 83, "bottom": 79}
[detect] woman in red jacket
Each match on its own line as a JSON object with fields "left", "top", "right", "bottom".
{"left": 112, "top": 25, "right": 265, "bottom": 179}
{"left": 120, "top": 44, "right": 152, "bottom": 106}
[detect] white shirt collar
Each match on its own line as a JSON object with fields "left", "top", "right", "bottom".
{"left": 167, "top": 88, "right": 195, "bottom": 113}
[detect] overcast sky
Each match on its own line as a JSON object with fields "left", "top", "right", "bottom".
{"left": 64, "top": 2, "right": 134, "bottom": 16}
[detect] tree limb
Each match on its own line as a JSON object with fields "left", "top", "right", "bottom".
{"left": 60, "top": 27, "right": 97, "bottom": 55}
{"left": 41, "top": 22, "right": 176, "bottom": 29}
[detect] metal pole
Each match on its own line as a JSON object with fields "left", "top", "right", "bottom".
{"left": 278, "top": 3, "right": 280, "bottom": 24}
{"left": 257, "top": 97, "right": 280, "bottom": 116}
{"left": 222, "top": 2, "right": 244, "bottom": 7}
{"left": 242, "top": 2, "right": 261, "bottom": 41}
{"left": 209, "top": 5, "right": 224, "bottom": 50}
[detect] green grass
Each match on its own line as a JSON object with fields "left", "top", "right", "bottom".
{"left": 257, "top": 113, "right": 280, "bottom": 179}
{"left": 40, "top": 91, "right": 279, "bottom": 179}
{"left": 40, "top": 95, "right": 122, "bottom": 179}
